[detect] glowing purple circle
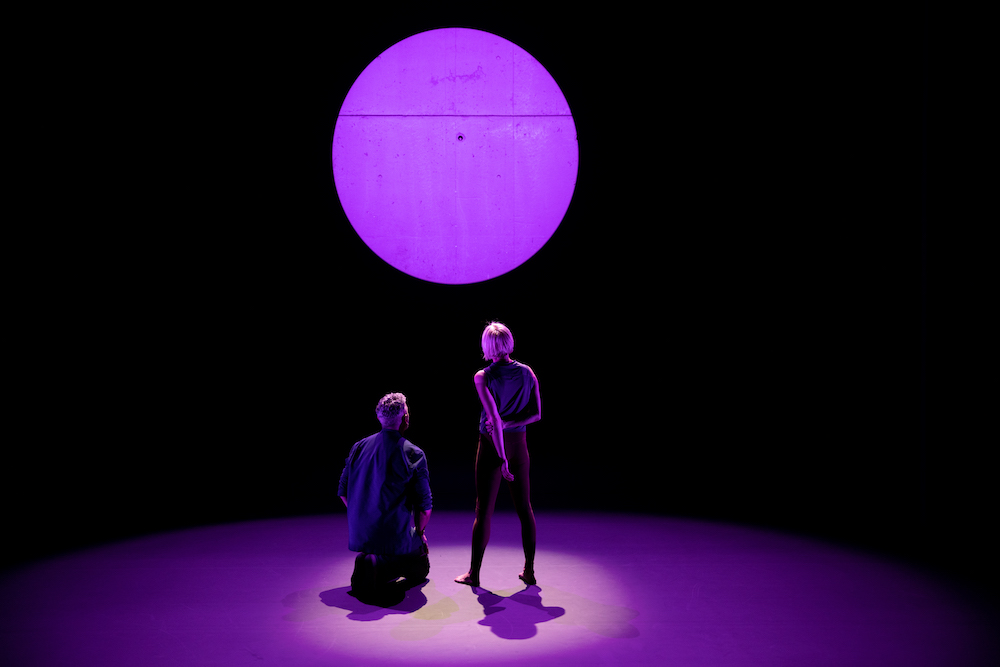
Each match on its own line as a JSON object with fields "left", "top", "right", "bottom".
{"left": 332, "top": 28, "right": 579, "bottom": 284}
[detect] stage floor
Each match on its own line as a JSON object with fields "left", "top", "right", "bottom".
{"left": 1, "top": 512, "right": 997, "bottom": 666}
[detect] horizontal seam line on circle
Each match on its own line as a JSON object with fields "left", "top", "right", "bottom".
{"left": 338, "top": 114, "right": 573, "bottom": 117}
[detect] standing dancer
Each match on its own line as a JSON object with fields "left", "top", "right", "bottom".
{"left": 455, "top": 322, "right": 542, "bottom": 587}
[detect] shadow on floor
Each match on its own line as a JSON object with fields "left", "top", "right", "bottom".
{"left": 473, "top": 585, "right": 566, "bottom": 640}
{"left": 320, "top": 580, "right": 430, "bottom": 619}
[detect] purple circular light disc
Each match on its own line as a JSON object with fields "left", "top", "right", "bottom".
{"left": 332, "top": 28, "right": 579, "bottom": 284}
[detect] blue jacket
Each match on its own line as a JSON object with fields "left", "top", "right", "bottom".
{"left": 338, "top": 429, "right": 432, "bottom": 554}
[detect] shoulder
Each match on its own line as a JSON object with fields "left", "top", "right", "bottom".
{"left": 401, "top": 439, "right": 428, "bottom": 463}
{"left": 514, "top": 360, "right": 537, "bottom": 379}
{"left": 345, "top": 432, "right": 376, "bottom": 460}
{"left": 401, "top": 438, "right": 424, "bottom": 453}
{"left": 474, "top": 369, "right": 487, "bottom": 383}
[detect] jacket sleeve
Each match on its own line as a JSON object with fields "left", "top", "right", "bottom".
{"left": 337, "top": 444, "right": 354, "bottom": 498}
{"left": 405, "top": 444, "right": 433, "bottom": 511}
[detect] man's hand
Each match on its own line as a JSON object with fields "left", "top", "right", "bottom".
{"left": 415, "top": 509, "right": 431, "bottom": 554}
{"left": 501, "top": 459, "right": 514, "bottom": 482}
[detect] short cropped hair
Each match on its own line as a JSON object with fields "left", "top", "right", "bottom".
{"left": 375, "top": 392, "right": 407, "bottom": 425}
{"left": 481, "top": 321, "right": 514, "bottom": 360}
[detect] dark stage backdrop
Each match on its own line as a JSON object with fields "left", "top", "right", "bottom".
{"left": 11, "top": 7, "right": 969, "bottom": 594}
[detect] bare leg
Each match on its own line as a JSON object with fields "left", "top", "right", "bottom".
{"left": 456, "top": 438, "right": 502, "bottom": 586}
{"left": 508, "top": 456, "right": 536, "bottom": 584}
{"left": 454, "top": 513, "right": 487, "bottom": 586}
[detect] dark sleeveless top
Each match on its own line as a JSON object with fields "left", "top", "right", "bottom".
{"left": 478, "top": 359, "right": 536, "bottom": 434}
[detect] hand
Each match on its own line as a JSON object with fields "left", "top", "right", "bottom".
{"left": 501, "top": 459, "right": 514, "bottom": 482}
{"left": 420, "top": 531, "right": 429, "bottom": 555}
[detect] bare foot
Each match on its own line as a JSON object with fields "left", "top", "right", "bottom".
{"left": 454, "top": 572, "right": 480, "bottom": 587}
{"left": 518, "top": 570, "right": 536, "bottom": 586}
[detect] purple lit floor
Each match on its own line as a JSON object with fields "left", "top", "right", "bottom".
{"left": 1, "top": 512, "right": 997, "bottom": 666}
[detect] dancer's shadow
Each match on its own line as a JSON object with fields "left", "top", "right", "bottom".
{"left": 320, "top": 579, "right": 429, "bottom": 620}
{"left": 473, "top": 585, "right": 565, "bottom": 640}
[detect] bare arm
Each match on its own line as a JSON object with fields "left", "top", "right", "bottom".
{"left": 475, "top": 371, "right": 514, "bottom": 481}
{"left": 340, "top": 496, "right": 348, "bottom": 507}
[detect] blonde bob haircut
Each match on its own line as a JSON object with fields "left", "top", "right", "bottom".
{"left": 481, "top": 321, "right": 514, "bottom": 360}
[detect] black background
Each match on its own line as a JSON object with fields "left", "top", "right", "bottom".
{"left": 11, "top": 6, "right": 975, "bottom": 598}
